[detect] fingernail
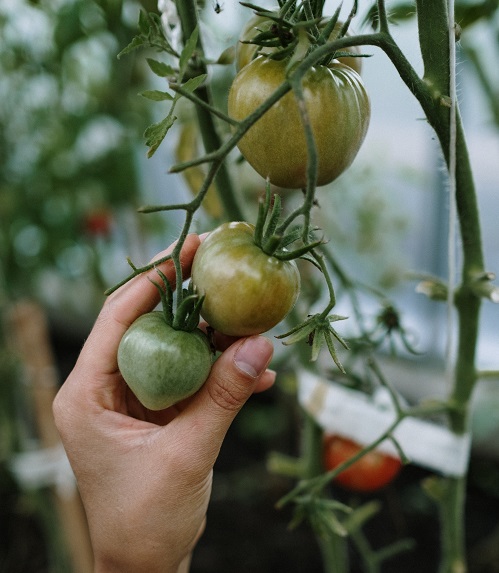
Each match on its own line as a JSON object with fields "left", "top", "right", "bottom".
{"left": 234, "top": 336, "right": 274, "bottom": 378}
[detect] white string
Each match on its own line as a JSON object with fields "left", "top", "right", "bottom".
{"left": 446, "top": 0, "right": 458, "bottom": 389}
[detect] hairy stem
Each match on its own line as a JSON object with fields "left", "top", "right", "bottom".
{"left": 175, "top": 0, "right": 244, "bottom": 221}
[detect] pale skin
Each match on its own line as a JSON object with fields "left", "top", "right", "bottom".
{"left": 52, "top": 234, "right": 276, "bottom": 573}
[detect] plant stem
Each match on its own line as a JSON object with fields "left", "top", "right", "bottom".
{"left": 301, "top": 412, "right": 349, "bottom": 573}
{"left": 175, "top": 0, "right": 244, "bottom": 221}
{"left": 371, "top": 1, "right": 484, "bottom": 570}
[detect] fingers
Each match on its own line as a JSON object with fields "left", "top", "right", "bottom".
{"left": 173, "top": 336, "right": 275, "bottom": 463}
{"left": 253, "top": 369, "right": 276, "bottom": 393}
{"left": 78, "top": 234, "right": 201, "bottom": 376}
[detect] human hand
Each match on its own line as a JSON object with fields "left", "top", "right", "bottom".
{"left": 52, "top": 234, "right": 275, "bottom": 573}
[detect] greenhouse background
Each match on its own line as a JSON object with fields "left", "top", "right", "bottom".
{"left": 1, "top": 0, "right": 499, "bottom": 571}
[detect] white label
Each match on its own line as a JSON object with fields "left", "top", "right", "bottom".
{"left": 298, "top": 370, "right": 471, "bottom": 477}
{"left": 10, "top": 444, "right": 76, "bottom": 498}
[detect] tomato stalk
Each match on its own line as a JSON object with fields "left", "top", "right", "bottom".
{"left": 373, "top": 1, "right": 486, "bottom": 570}
{"left": 174, "top": 0, "right": 244, "bottom": 222}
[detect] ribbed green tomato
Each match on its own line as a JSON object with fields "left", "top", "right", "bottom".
{"left": 191, "top": 222, "right": 300, "bottom": 337}
{"left": 117, "top": 312, "right": 212, "bottom": 410}
{"left": 228, "top": 56, "right": 370, "bottom": 189}
{"left": 236, "top": 15, "right": 363, "bottom": 75}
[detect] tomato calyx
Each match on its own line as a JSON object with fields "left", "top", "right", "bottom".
{"left": 369, "top": 303, "right": 422, "bottom": 355}
{"left": 253, "top": 182, "right": 323, "bottom": 260}
{"left": 277, "top": 311, "right": 349, "bottom": 372}
{"left": 238, "top": 2, "right": 364, "bottom": 69}
{"left": 151, "top": 268, "right": 205, "bottom": 333}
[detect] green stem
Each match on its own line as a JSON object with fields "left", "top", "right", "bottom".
{"left": 437, "top": 478, "right": 468, "bottom": 573}
{"left": 175, "top": 0, "right": 244, "bottom": 222}
{"left": 377, "top": 2, "right": 485, "bottom": 570}
{"left": 301, "top": 413, "right": 349, "bottom": 573}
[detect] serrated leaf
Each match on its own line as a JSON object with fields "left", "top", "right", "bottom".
{"left": 147, "top": 58, "right": 175, "bottom": 77}
{"left": 140, "top": 90, "right": 174, "bottom": 101}
{"left": 144, "top": 115, "right": 177, "bottom": 157}
{"left": 179, "top": 26, "right": 199, "bottom": 79}
{"left": 117, "top": 35, "right": 145, "bottom": 59}
{"left": 138, "top": 10, "right": 151, "bottom": 35}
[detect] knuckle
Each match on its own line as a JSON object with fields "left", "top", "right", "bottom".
{"left": 206, "top": 375, "right": 249, "bottom": 413}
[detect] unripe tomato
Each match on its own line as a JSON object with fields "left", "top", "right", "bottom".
{"left": 117, "top": 312, "right": 212, "bottom": 410}
{"left": 236, "top": 15, "right": 363, "bottom": 75}
{"left": 191, "top": 222, "right": 300, "bottom": 336}
{"left": 323, "top": 434, "right": 402, "bottom": 493}
{"left": 228, "top": 56, "right": 370, "bottom": 189}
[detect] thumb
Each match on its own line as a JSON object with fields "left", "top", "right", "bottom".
{"left": 177, "top": 336, "right": 274, "bottom": 460}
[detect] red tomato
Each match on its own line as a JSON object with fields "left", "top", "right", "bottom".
{"left": 84, "top": 210, "right": 113, "bottom": 237}
{"left": 323, "top": 434, "right": 402, "bottom": 492}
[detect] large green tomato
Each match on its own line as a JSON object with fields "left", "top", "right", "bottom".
{"left": 191, "top": 222, "right": 300, "bottom": 337}
{"left": 236, "top": 15, "right": 363, "bottom": 75}
{"left": 117, "top": 312, "right": 212, "bottom": 410}
{"left": 228, "top": 56, "right": 370, "bottom": 189}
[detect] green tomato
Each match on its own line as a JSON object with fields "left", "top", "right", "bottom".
{"left": 191, "top": 222, "right": 300, "bottom": 337}
{"left": 117, "top": 312, "right": 212, "bottom": 410}
{"left": 228, "top": 56, "right": 370, "bottom": 189}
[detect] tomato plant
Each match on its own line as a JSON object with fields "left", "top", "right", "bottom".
{"left": 323, "top": 434, "right": 402, "bottom": 493}
{"left": 117, "top": 311, "right": 212, "bottom": 410}
{"left": 228, "top": 55, "right": 370, "bottom": 189}
{"left": 191, "top": 221, "right": 300, "bottom": 336}
{"left": 236, "top": 15, "right": 363, "bottom": 75}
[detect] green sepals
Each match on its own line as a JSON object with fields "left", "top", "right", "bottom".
{"left": 317, "top": 0, "right": 359, "bottom": 66}
{"left": 276, "top": 238, "right": 324, "bottom": 261}
{"left": 316, "top": 4, "right": 341, "bottom": 44}
{"left": 288, "top": 494, "right": 352, "bottom": 538}
{"left": 253, "top": 181, "right": 322, "bottom": 259}
{"left": 149, "top": 268, "right": 174, "bottom": 327}
{"left": 276, "top": 313, "right": 349, "bottom": 372}
{"left": 149, "top": 269, "right": 203, "bottom": 332}
{"left": 172, "top": 281, "right": 205, "bottom": 332}
{"left": 369, "top": 303, "right": 422, "bottom": 356}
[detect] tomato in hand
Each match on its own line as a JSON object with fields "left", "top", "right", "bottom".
{"left": 228, "top": 56, "right": 370, "bottom": 189}
{"left": 191, "top": 221, "right": 300, "bottom": 336}
{"left": 236, "top": 15, "right": 363, "bottom": 75}
{"left": 117, "top": 312, "right": 212, "bottom": 410}
{"left": 323, "top": 434, "right": 402, "bottom": 492}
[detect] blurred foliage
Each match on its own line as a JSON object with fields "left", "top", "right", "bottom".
{"left": 0, "top": 0, "right": 167, "bottom": 311}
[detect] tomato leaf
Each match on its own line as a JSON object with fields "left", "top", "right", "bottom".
{"left": 117, "top": 35, "right": 145, "bottom": 59}
{"left": 181, "top": 74, "right": 207, "bottom": 94}
{"left": 144, "top": 115, "right": 177, "bottom": 157}
{"left": 140, "top": 90, "right": 174, "bottom": 101}
{"left": 138, "top": 9, "right": 151, "bottom": 35}
{"left": 118, "top": 12, "right": 179, "bottom": 59}
{"left": 179, "top": 26, "right": 199, "bottom": 80}
{"left": 147, "top": 58, "right": 175, "bottom": 77}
